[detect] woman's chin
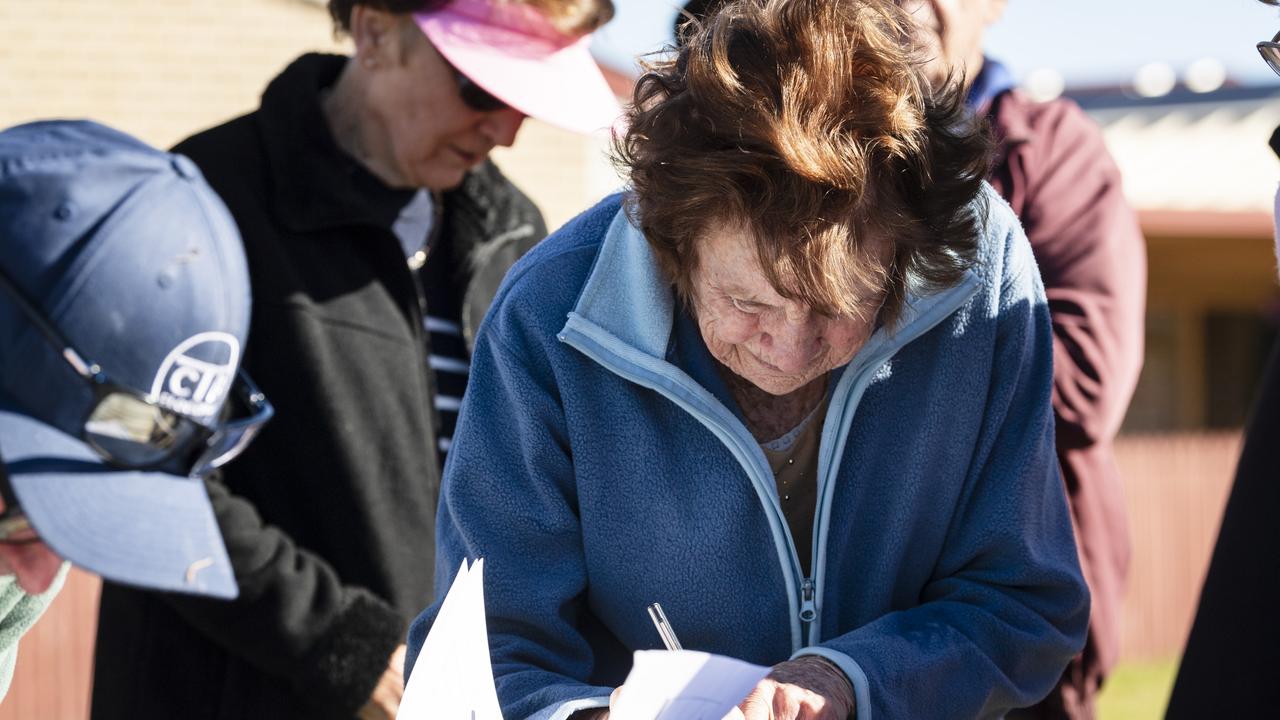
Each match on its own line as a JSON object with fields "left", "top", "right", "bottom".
{"left": 717, "top": 351, "right": 822, "bottom": 396}
{"left": 742, "top": 371, "right": 812, "bottom": 397}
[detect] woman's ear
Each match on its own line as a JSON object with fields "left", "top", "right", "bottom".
{"left": 348, "top": 5, "right": 399, "bottom": 70}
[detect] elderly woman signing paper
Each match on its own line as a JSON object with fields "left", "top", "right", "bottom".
{"left": 405, "top": 0, "right": 1089, "bottom": 717}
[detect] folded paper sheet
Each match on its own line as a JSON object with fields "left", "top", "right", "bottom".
{"left": 397, "top": 558, "right": 503, "bottom": 720}
{"left": 397, "top": 558, "right": 769, "bottom": 720}
{"left": 610, "top": 650, "right": 771, "bottom": 720}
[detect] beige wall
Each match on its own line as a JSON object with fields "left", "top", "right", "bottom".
{"left": 0, "top": 0, "right": 620, "bottom": 233}
{"left": 491, "top": 120, "right": 620, "bottom": 232}
{"left": 0, "top": 0, "right": 349, "bottom": 148}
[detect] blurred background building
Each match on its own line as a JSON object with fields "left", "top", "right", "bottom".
{"left": 1, "top": 0, "right": 1277, "bottom": 718}
{"left": 1089, "top": 84, "right": 1280, "bottom": 434}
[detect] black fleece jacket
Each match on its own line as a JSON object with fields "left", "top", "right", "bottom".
{"left": 90, "top": 54, "right": 545, "bottom": 720}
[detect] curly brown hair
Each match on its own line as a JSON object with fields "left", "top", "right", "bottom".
{"left": 615, "top": 0, "right": 992, "bottom": 327}
{"left": 327, "top": 0, "right": 614, "bottom": 37}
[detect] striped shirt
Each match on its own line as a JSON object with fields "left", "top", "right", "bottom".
{"left": 394, "top": 190, "right": 469, "bottom": 467}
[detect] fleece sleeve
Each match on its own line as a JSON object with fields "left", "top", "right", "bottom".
{"left": 794, "top": 223, "right": 1091, "bottom": 719}
{"left": 154, "top": 476, "right": 405, "bottom": 717}
{"left": 405, "top": 323, "right": 613, "bottom": 720}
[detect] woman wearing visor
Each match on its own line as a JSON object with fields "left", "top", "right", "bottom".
{"left": 0, "top": 120, "right": 270, "bottom": 698}
{"left": 91, "top": 2, "right": 621, "bottom": 720}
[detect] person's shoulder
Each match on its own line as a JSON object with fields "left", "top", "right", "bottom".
{"left": 500, "top": 193, "right": 624, "bottom": 299}
{"left": 171, "top": 113, "right": 267, "bottom": 198}
{"left": 992, "top": 88, "right": 1088, "bottom": 127}
{"left": 972, "top": 183, "right": 1040, "bottom": 298}
{"left": 172, "top": 113, "right": 261, "bottom": 167}
{"left": 992, "top": 88, "right": 1109, "bottom": 158}
{"left": 976, "top": 182, "right": 1019, "bottom": 240}
{"left": 483, "top": 193, "right": 625, "bottom": 339}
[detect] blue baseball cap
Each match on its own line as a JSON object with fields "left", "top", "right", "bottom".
{"left": 0, "top": 120, "right": 251, "bottom": 599}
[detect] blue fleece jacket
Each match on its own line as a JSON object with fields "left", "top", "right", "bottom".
{"left": 406, "top": 188, "right": 1089, "bottom": 720}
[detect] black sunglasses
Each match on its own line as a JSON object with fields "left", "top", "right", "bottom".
{"left": 445, "top": 59, "right": 511, "bottom": 113}
{"left": 1260, "top": 29, "right": 1280, "bottom": 78}
{"left": 0, "top": 266, "right": 273, "bottom": 480}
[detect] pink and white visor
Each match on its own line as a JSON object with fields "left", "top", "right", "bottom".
{"left": 415, "top": 0, "right": 622, "bottom": 135}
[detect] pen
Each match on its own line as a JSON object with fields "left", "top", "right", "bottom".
{"left": 646, "top": 602, "right": 684, "bottom": 651}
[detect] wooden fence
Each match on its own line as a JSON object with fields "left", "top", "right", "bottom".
{"left": 0, "top": 432, "right": 1246, "bottom": 717}
{"left": 1113, "top": 431, "right": 1242, "bottom": 661}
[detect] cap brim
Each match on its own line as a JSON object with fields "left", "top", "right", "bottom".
{"left": 0, "top": 404, "right": 236, "bottom": 599}
{"left": 417, "top": 11, "right": 622, "bottom": 135}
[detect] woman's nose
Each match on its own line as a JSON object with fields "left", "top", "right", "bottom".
{"left": 479, "top": 108, "right": 526, "bottom": 148}
{"left": 760, "top": 311, "right": 823, "bottom": 373}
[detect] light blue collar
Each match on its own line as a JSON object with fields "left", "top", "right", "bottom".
{"left": 567, "top": 208, "right": 676, "bottom": 359}
{"left": 566, "top": 206, "right": 982, "bottom": 362}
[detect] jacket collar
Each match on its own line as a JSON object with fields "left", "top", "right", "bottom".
{"left": 973, "top": 57, "right": 1032, "bottom": 165}
{"left": 967, "top": 56, "right": 1018, "bottom": 116}
{"left": 256, "top": 53, "right": 414, "bottom": 233}
{"left": 567, "top": 203, "right": 983, "bottom": 366}
{"left": 568, "top": 207, "right": 677, "bottom": 359}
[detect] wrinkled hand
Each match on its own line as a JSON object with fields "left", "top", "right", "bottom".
{"left": 731, "top": 656, "right": 855, "bottom": 720}
{"left": 588, "top": 658, "right": 854, "bottom": 720}
{"left": 357, "top": 644, "right": 407, "bottom": 720}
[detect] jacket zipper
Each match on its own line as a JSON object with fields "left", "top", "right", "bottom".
{"left": 803, "top": 272, "right": 983, "bottom": 647}
{"left": 800, "top": 577, "right": 817, "bottom": 624}
{"left": 559, "top": 321, "right": 809, "bottom": 649}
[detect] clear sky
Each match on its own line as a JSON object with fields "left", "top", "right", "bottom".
{"left": 592, "top": 0, "right": 1280, "bottom": 89}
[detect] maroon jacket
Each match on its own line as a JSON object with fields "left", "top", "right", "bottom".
{"left": 986, "top": 88, "right": 1147, "bottom": 711}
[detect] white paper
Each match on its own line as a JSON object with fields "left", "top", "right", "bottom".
{"left": 397, "top": 558, "right": 503, "bottom": 720}
{"left": 398, "top": 561, "right": 768, "bottom": 720}
{"left": 610, "top": 650, "right": 771, "bottom": 720}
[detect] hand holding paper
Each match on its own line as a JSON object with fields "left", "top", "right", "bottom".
{"left": 732, "top": 656, "right": 857, "bottom": 720}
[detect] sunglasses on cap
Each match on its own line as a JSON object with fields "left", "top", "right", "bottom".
{"left": 0, "top": 266, "right": 273, "bottom": 482}
{"left": 1261, "top": 29, "right": 1280, "bottom": 77}
{"left": 444, "top": 58, "right": 512, "bottom": 113}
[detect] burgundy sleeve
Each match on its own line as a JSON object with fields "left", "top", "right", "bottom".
{"left": 990, "top": 96, "right": 1147, "bottom": 450}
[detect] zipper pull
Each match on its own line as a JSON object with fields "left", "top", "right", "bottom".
{"left": 800, "top": 578, "right": 817, "bottom": 623}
